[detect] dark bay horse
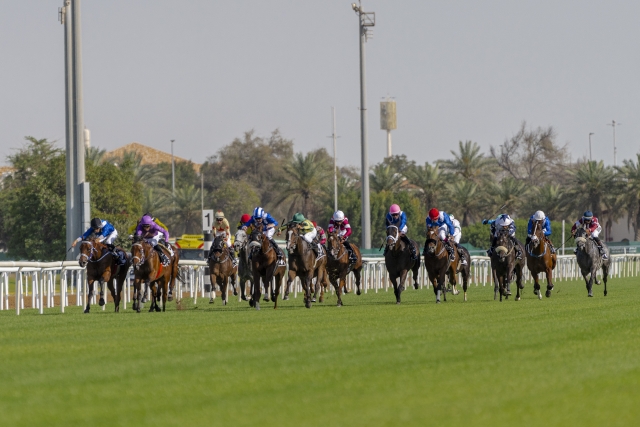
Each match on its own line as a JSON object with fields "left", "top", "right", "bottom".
{"left": 325, "top": 231, "right": 363, "bottom": 307}
{"left": 574, "top": 227, "right": 610, "bottom": 297}
{"left": 130, "top": 237, "right": 180, "bottom": 312}
{"left": 78, "top": 238, "right": 131, "bottom": 313}
{"left": 384, "top": 225, "right": 420, "bottom": 304}
{"left": 423, "top": 226, "right": 465, "bottom": 303}
{"left": 207, "top": 234, "right": 237, "bottom": 305}
{"left": 525, "top": 220, "right": 557, "bottom": 299}
{"left": 490, "top": 228, "right": 525, "bottom": 301}
{"left": 285, "top": 223, "right": 329, "bottom": 308}
{"left": 248, "top": 225, "right": 286, "bottom": 310}
{"left": 233, "top": 229, "right": 253, "bottom": 301}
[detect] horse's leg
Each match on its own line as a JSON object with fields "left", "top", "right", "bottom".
{"left": 98, "top": 280, "right": 106, "bottom": 307}
{"left": 251, "top": 273, "right": 262, "bottom": 310}
{"left": 149, "top": 283, "right": 158, "bottom": 312}
{"left": 492, "top": 269, "right": 499, "bottom": 301}
{"left": 84, "top": 280, "right": 95, "bottom": 313}
{"left": 263, "top": 277, "right": 271, "bottom": 302}
{"left": 353, "top": 267, "right": 362, "bottom": 295}
{"left": 304, "top": 272, "right": 314, "bottom": 309}
{"left": 284, "top": 269, "right": 295, "bottom": 301}
{"left": 412, "top": 260, "right": 420, "bottom": 290}
{"left": 273, "top": 271, "right": 283, "bottom": 309}
{"left": 545, "top": 267, "right": 554, "bottom": 298}
{"left": 515, "top": 266, "right": 523, "bottom": 301}
{"left": 602, "top": 265, "right": 608, "bottom": 296}
{"left": 461, "top": 264, "right": 469, "bottom": 302}
{"left": 107, "top": 280, "right": 117, "bottom": 312}
{"left": 587, "top": 267, "right": 596, "bottom": 297}
{"left": 209, "top": 273, "right": 217, "bottom": 304}
{"left": 221, "top": 276, "right": 228, "bottom": 306}
{"left": 532, "top": 273, "right": 542, "bottom": 300}
{"left": 162, "top": 278, "right": 168, "bottom": 312}
{"left": 133, "top": 279, "right": 142, "bottom": 313}
{"left": 449, "top": 267, "right": 459, "bottom": 295}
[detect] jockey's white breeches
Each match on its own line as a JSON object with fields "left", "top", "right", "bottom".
{"left": 216, "top": 231, "right": 232, "bottom": 248}
{"left": 592, "top": 225, "right": 602, "bottom": 238}
{"left": 263, "top": 226, "right": 276, "bottom": 240}
{"left": 452, "top": 230, "right": 461, "bottom": 244}
{"left": 144, "top": 235, "right": 161, "bottom": 246}
{"left": 99, "top": 230, "right": 118, "bottom": 245}
{"left": 399, "top": 225, "right": 408, "bottom": 234}
{"left": 303, "top": 228, "right": 317, "bottom": 244}
{"left": 438, "top": 226, "right": 449, "bottom": 241}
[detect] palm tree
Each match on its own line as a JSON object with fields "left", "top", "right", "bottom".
{"left": 405, "top": 162, "right": 443, "bottom": 210}
{"left": 369, "top": 164, "right": 404, "bottom": 193}
{"left": 488, "top": 177, "right": 529, "bottom": 217}
{"left": 85, "top": 146, "right": 106, "bottom": 166}
{"left": 442, "top": 179, "right": 480, "bottom": 226}
{"left": 527, "top": 183, "right": 567, "bottom": 221}
{"left": 441, "top": 140, "right": 495, "bottom": 184}
{"left": 115, "top": 150, "right": 164, "bottom": 188}
{"left": 616, "top": 154, "right": 640, "bottom": 239}
{"left": 566, "top": 161, "right": 615, "bottom": 219}
{"left": 159, "top": 185, "right": 202, "bottom": 235}
{"left": 277, "top": 152, "right": 331, "bottom": 216}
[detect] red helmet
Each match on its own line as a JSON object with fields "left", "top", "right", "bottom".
{"left": 240, "top": 214, "right": 251, "bottom": 223}
{"left": 311, "top": 221, "right": 317, "bottom": 227}
{"left": 429, "top": 208, "right": 439, "bottom": 220}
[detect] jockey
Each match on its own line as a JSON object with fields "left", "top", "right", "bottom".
{"left": 425, "top": 208, "right": 456, "bottom": 262}
{"left": 311, "top": 221, "right": 327, "bottom": 245}
{"left": 72, "top": 218, "right": 126, "bottom": 265}
{"left": 237, "top": 213, "right": 252, "bottom": 231}
{"left": 289, "top": 213, "right": 322, "bottom": 257}
{"left": 135, "top": 214, "right": 172, "bottom": 266}
{"left": 527, "top": 210, "right": 556, "bottom": 254}
{"left": 213, "top": 210, "right": 237, "bottom": 266}
{"left": 328, "top": 210, "right": 357, "bottom": 265}
{"left": 448, "top": 214, "right": 467, "bottom": 265}
{"left": 482, "top": 214, "right": 522, "bottom": 259}
{"left": 571, "top": 211, "right": 607, "bottom": 259}
{"left": 243, "top": 207, "right": 285, "bottom": 265}
{"left": 385, "top": 204, "right": 417, "bottom": 261}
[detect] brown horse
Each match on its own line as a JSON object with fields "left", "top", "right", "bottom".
{"left": 233, "top": 229, "right": 253, "bottom": 301}
{"left": 384, "top": 225, "right": 420, "bottom": 304}
{"left": 490, "top": 227, "right": 526, "bottom": 302}
{"left": 78, "top": 238, "right": 131, "bottom": 313}
{"left": 248, "top": 225, "right": 286, "bottom": 310}
{"left": 423, "top": 226, "right": 464, "bottom": 303}
{"left": 285, "top": 223, "right": 329, "bottom": 307}
{"left": 207, "top": 234, "right": 238, "bottom": 305}
{"left": 130, "top": 237, "right": 180, "bottom": 312}
{"left": 325, "top": 231, "right": 363, "bottom": 306}
{"left": 525, "top": 220, "right": 557, "bottom": 299}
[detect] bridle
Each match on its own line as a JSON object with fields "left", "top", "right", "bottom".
{"left": 386, "top": 225, "right": 399, "bottom": 248}
{"left": 79, "top": 240, "right": 109, "bottom": 266}
{"left": 425, "top": 228, "right": 445, "bottom": 257}
{"left": 131, "top": 241, "right": 147, "bottom": 267}
{"left": 327, "top": 233, "right": 346, "bottom": 260}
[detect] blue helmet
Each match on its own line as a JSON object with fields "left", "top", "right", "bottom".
{"left": 253, "top": 207, "right": 264, "bottom": 220}
{"left": 583, "top": 211, "right": 593, "bottom": 220}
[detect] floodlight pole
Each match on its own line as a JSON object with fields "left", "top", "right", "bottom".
{"left": 352, "top": 1, "right": 374, "bottom": 249}
{"left": 607, "top": 120, "right": 620, "bottom": 166}
{"left": 332, "top": 107, "right": 338, "bottom": 212}
{"left": 589, "top": 132, "right": 594, "bottom": 162}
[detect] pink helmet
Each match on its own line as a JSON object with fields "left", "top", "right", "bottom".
{"left": 140, "top": 215, "right": 154, "bottom": 226}
{"left": 389, "top": 204, "right": 401, "bottom": 214}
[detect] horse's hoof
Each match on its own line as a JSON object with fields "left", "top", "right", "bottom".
{"left": 414, "top": 283, "right": 419, "bottom": 290}
{"left": 223, "top": 300, "right": 227, "bottom": 306}
{"left": 506, "top": 291, "right": 512, "bottom": 296}
{"left": 167, "top": 296, "right": 173, "bottom": 302}
{"left": 99, "top": 298, "right": 105, "bottom": 306}
{"left": 255, "top": 302, "right": 260, "bottom": 310}
{"left": 436, "top": 300, "right": 441, "bottom": 304}
{"left": 336, "top": 301, "right": 343, "bottom": 307}
{"left": 141, "top": 297, "right": 147, "bottom": 303}
{"left": 149, "top": 307, "right": 154, "bottom": 313}
{"left": 155, "top": 306, "right": 161, "bottom": 312}
{"left": 538, "top": 292, "right": 542, "bottom": 300}
{"left": 343, "top": 289, "right": 349, "bottom": 294}
{"left": 263, "top": 297, "right": 270, "bottom": 302}
{"left": 588, "top": 294, "right": 593, "bottom": 297}
{"left": 305, "top": 301, "right": 311, "bottom": 309}
{"left": 533, "top": 289, "right": 538, "bottom": 295}
{"left": 233, "top": 290, "right": 238, "bottom": 296}
{"left": 209, "top": 298, "right": 214, "bottom": 304}
{"left": 604, "top": 290, "right": 607, "bottom": 296}
{"left": 136, "top": 308, "right": 141, "bottom": 313}
{"left": 396, "top": 301, "right": 401, "bottom": 305}
{"left": 516, "top": 297, "right": 520, "bottom": 301}
{"left": 545, "top": 290, "right": 551, "bottom": 298}
{"left": 249, "top": 299, "right": 255, "bottom": 307}
{"left": 115, "top": 306, "right": 119, "bottom": 313}
{"left": 241, "top": 295, "right": 248, "bottom": 301}
{"left": 83, "top": 309, "right": 90, "bottom": 314}
{"left": 319, "top": 297, "right": 324, "bottom": 303}
{"left": 356, "top": 290, "right": 361, "bottom": 296}
{"left": 311, "top": 297, "right": 316, "bottom": 303}
{"left": 282, "top": 295, "right": 289, "bottom": 301}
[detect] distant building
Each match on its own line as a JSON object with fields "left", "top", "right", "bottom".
{"left": 105, "top": 142, "right": 201, "bottom": 173}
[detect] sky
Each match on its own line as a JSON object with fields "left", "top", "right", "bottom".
{"left": 2, "top": 0, "right": 639, "bottom": 169}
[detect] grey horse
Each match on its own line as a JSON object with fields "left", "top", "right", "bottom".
{"left": 233, "top": 229, "right": 254, "bottom": 301}
{"left": 574, "top": 227, "right": 610, "bottom": 297}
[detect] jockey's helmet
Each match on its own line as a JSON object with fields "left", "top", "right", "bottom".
{"left": 311, "top": 221, "right": 318, "bottom": 227}
{"left": 292, "top": 212, "right": 305, "bottom": 223}
{"left": 215, "top": 211, "right": 225, "bottom": 220}
{"left": 140, "top": 215, "right": 154, "bottom": 226}
{"left": 496, "top": 215, "right": 513, "bottom": 227}
{"left": 389, "top": 204, "right": 401, "bottom": 215}
{"left": 429, "top": 208, "right": 439, "bottom": 221}
{"left": 253, "top": 207, "right": 264, "bottom": 220}
{"left": 90, "top": 218, "right": 102, "bottom": 229}
{"left": 583, "top": 211, "right": 593, "bottom": 221}
{"left": 333, "top": 210, "right": 345, "bottom": 222}
{"left": 533, "top": 210, "right": 545, "bottom": 221}
{"left": 240, "top": 214, "right": 251, "bottom": 224}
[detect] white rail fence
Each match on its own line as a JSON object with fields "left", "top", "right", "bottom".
{"left": 2, "top": 254, "right": 639, "bottom": 315}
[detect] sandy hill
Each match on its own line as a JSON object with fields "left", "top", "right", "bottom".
{"left": 106, "top": 142, "right": 201, "bottom": 172}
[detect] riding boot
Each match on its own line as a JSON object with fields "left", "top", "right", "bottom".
{"left": 457, "top": 246, "right": 467, "bottom": 265}
{"left": 344, "top": 241, "right": 357, "bottom": 265}
{"left": 270, "top": 239, "right": 286, "bottom": 266}
{"left": 511, "top": 236, "right": 523, "bottom": 260}
{"left": 487, "top": 236, "right": 497, "bottom": 256}
{"left": 228, "top": 247, "right": 238, "bottom": 267}
{"left": 547, "top": 238, "right": 556, "bottom": 254}
{"left": 154, "top": 245, "right": 170, "bottom": 266}
{"left": 401, "top": 235, "right": 418, "bottom": 261}
{"left": 444, "top": 241, "right": 455, "bottom": 262}
{"left": 593, "top": 237, "right": 608, "bottom": 259}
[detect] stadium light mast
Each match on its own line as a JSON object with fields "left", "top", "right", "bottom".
{"left": 589, "top": 132, "right": 594, "bottom": 162}
{"left": 331, "top": 107, "right": 339, "bottom": 212}
{"left": 607, "top": 120, "right": 621, "bottom": 166}
{"left": 352, "top": 1, "right": 375, "bottom": 249}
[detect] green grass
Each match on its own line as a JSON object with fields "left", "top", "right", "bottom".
{"left": 1, "top": 277, "right": 639, "bottom": 427}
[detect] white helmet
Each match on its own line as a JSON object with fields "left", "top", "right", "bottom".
{"left": 332, "top": 210, "right": 345, "bottom": 222}
{"left": 449, "top": 214, "right": 455, "bottom": 221}
{"left": 496, "top": 214, "right": 513, "bottom": 227}
{"left": 533, "top": 210, "right": 545, "bottom": 221}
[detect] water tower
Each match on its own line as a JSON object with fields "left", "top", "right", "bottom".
{"left": 380, "top": 99, "right": 396, "bottom": 157}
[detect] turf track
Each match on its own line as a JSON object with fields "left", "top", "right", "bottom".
{"left": 1, "top": 277, "right": 639, "bottom": 426}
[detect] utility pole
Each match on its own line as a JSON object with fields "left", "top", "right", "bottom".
{"left": 61, "top": 0, "right": 89, "bottom": 260}
{"left": 352, "top": 1, "right": 375, "bottom": 249}
{"left": 331, "top": 107, "right": 338, "bottom": 212}
{"left": 607, "top": 120, "right": 621, "bottom": 166}
{"left": 589, "top": 132, "right": 594, "bottom": 162}
{"left": 171, "top": 140, "right": 175, "bottom": 197}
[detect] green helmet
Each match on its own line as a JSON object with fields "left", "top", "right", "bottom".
{"left": 291, "top": 212, "right": 305, "bottom": 223}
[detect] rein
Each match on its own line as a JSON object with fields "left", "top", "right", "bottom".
{"left": 80, "top": 241, "right": 111, "bottom": 263}
{"left": 526, "top": 223, "right": 548, "bottom": 258}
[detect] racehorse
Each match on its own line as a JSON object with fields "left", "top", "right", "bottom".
{"left": 78, "top": 238, "right": 131, "bottom": 313}
{"left": 525, "top": 219, "right": 557, "bottom": 299}
{"left": 325, "top": 230, "right": 363, "bottom": 307}
{"left": 490, "top": 227, "right": 525, "bottom": 301}
{"left": 233, "top": 229, "right": 253, "bottom": 301}
{"left": 574, "top": 226, "right": 610, "bottom": 297}
{"left": 423, "top": 226, "right": 466, "bottom": 303}
{"left": 207, "top": 234, "right": 238, "bottom": 305}
{"left": 248, "top": 225, "right": 286, "bottom": 310}
{"left": 284, "top": 223, "right": 329, "bottom": 307}
{"left": 130, "top": 237, "right": 180, "bottom": 312}
{"left": 384, "top": 225, "right": 420, "bottom": 304}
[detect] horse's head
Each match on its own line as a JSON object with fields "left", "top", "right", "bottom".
{"left": 78, "top": 239, "right": 97, "bottom": 268}
{"left": 210, "top": 234, "right": 226, "bottom": 259}
{"left": 285, "top": 222, "right": 300, "bottom": 252}
{"left": 130, "top": 236, "right": 148, "bottom": 271}
{"left": 234, "top": 229, "right": 248, "bottom": 252}
{"left": 386, "top": 225, "right": 399, "bottom": 250}
{"left": 529, "top": 220, "right": 544, "bottom": 248}
{"left": 495, "top": 228, "right": 512, "bottom": 261}
{"left": 425, "top": 226, "right": 439, "bottom": 255}
{"left": 326, "top": 231, "right": 342, "bottom": 258}
{"left": 574, "top": 227, "right": 589, "bottom": 252}
{"left": 248, "top": 226, "right": 265, "bottom": 253}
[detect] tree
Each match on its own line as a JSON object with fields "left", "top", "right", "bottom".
{"left": 159, "top": 185, "right": 202, "bottom": 236}
{"left": 566, "top": 161, "right": 615, "bottom": 219}
{"left": 404, "top": 162, "right": 444, "bottom": 210}
{"left": 523, "top": 183, "right": 567, "bottom": 221}
{"left": 277, "top": 150, "right": 331, "bottom": 217}
{"left": 487, "top": 177, "right": 529, "bottom": 218}
{"left": 210, "top": 180, "right": 261, "bottom": 226}
{"left": 615, "top": 154, "right": 640, "bottom": 239}
{"left": 441, "top": 140, "right": 495, "bottom": 184}
{"left": 369, "top": 163, "right": 404, "bottom": 193}
{"left": 441, "top": 179, "right": 480, "bottom": 226}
